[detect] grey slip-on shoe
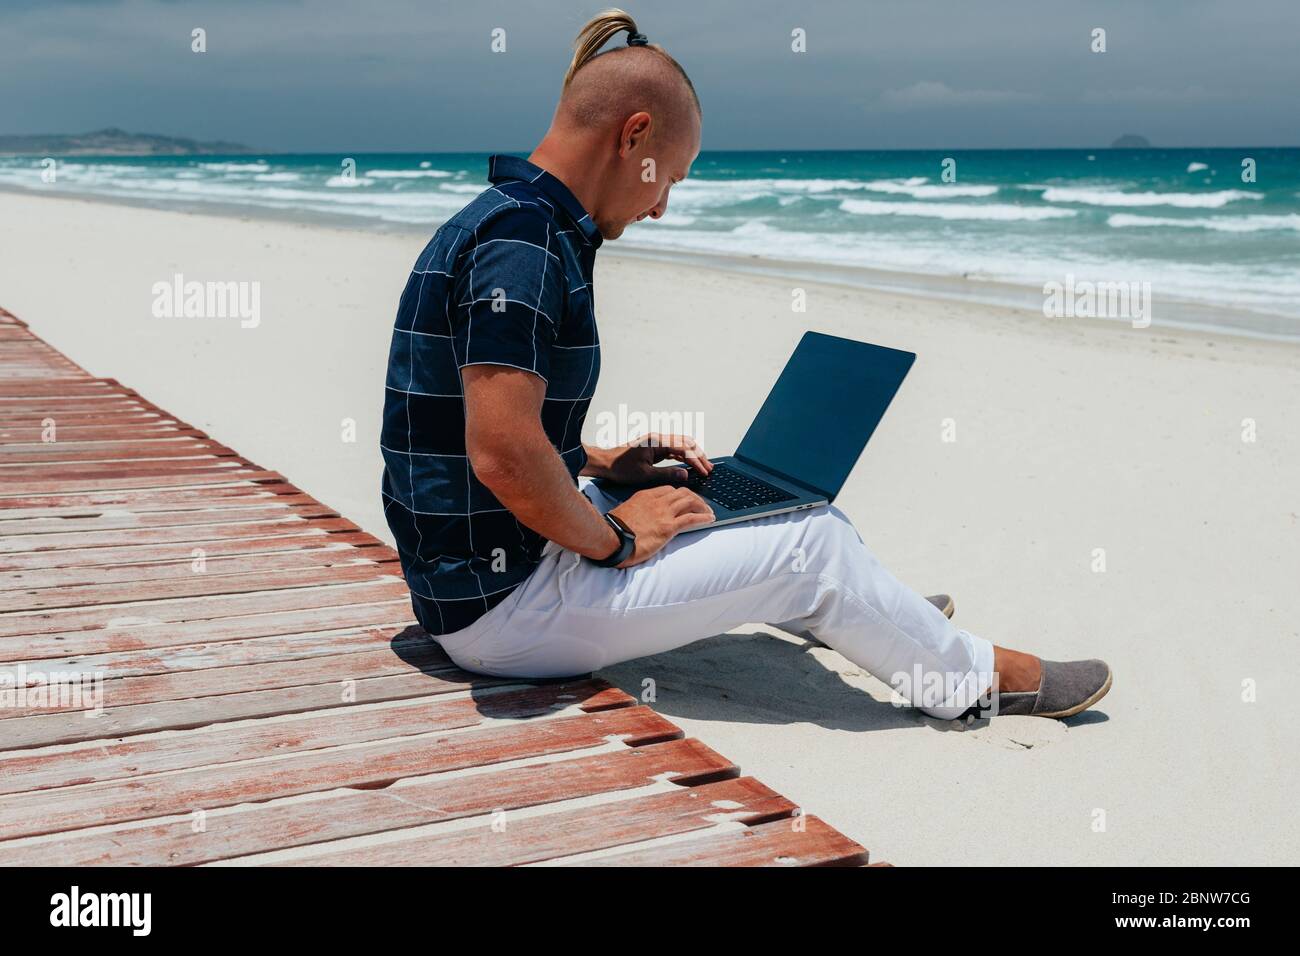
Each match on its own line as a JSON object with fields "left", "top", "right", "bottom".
{"left": 926, "top": 594, "right": 955, "bottom": 619}
{"left": 963, "top": 658, "right": 1113, "bottom": 720}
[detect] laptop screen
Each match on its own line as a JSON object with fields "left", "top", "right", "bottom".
{"left": 734, "top": 332, "right": 915, "bottom": 500}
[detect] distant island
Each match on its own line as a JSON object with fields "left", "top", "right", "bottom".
{"left": 1110, "top": 134, "right": 1152, "bottom": 149}
{"left": 0, "top": 128, "right": 254, "bottom": 157}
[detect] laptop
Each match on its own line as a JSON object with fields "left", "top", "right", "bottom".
{"left": 592, "top": 331, "right": 916, "bottom": 530}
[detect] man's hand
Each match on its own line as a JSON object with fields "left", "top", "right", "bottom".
{"left": 609, "top": 484, "right": 715, "bottom": 568}
{"left": 585, "top": 432, "right": 714, "bottom": 485}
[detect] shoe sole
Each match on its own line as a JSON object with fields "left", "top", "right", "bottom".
{"left": 930, "top": 596, "right": 954, "bottom": 619}
{"left": 1036, "top": 667, "right": 1113, "bottom": 719}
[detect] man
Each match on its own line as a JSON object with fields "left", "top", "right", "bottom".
{"left": 380, "top": 9, "right": 1112, "bottom": 720}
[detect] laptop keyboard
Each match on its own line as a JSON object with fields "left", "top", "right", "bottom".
{"left": 686, "top": 463, "right": 797, "bottom": 512}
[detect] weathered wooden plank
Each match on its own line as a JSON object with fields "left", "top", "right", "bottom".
{"left": 273, "top": 776, "right": 791, "bottom": 867}
{"left": 0, "top": 644, "right": 448, "bottom": 719}
{"left": 0, "top": 738, "right": 732, "bottom": 867}
{"left": 0, "top": 578, "right": 411, "bottom": 638}
{"left": 0, "top": 501, "right": 337, "bottom": 537}
{"left": 1, "top": 427, "right": 188, "bottom": 442}
{"left": 0, "top": 482, "right": 306, "bottom": 515}
{"left": 0, "top": 467, "right": 283, "bottom": 495}
{"left": 0, "top": 458, "right": 243, "bottom": 481}
{"left": 0, "top": 382, "right": 129, "bottom": 397}
{"left": 0, "top": 666, "right": 506, "bottom": 750}
{"left": 0, "top": 417, "right": 200, "bottom": 432}
{"left": 0, "top": 706, "right": 679, "bottom": 840}
{"left": 0, "top": 545, "right": 373, "bottom": 593}
{"left": 0, "top": 514, "right": 359, "bottom": 555}
{"left": 0, "top": 459, "right": 251, "bottom": 477}
{"left": 575, "top": 814, "right": 871, "bottom": 867}
{"left": 0, "top": 556, "right": 399, "bottom": 613}
{"left": 0, "top": 414, "right": 177, "bottom": 430}
{"left": 0, "top": 337, "right": 68, "bottom": 347}
{"left": 0, "top": 393, "right": 164, "bottom": 406}
{"left": 0, "top": 395, "right": 164, "bottom": 409}
{"left": 0, "top": 529, "right": 379, "bottom": 574}
{"left": 6, "top": 622, "right": 426, "bottom": 678}
{"left": 11, "top": 598, "right": 415, "bottom": 661}
{"left": 0, "top": 371, "right": 84, "bottom": 381}
{"left": 0, "top": 680, "right": 630, "bottom": 795}
{"left": 0, "top": 394, "right": 166, "bottom": 408}
{"left": 0, "top": 440, "right": 234, "bottom": 464}
{"left": 0, "top": 426, "right": 201, "bottom": 444}
{"left": 0, "top": 388, "right": 145, "bottom": 400}
{"left": 0, "top": 392, "right": 171, "bottom": 414}
{"left": 0, "top": 439, "right": 215, "bottom": 457}
{"left": 0, "top": 403, "right": 157, "bottom": 421}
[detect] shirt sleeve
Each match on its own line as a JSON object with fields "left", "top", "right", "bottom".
{"left": 452, "top": 207, "right": 564, "bottom": 384}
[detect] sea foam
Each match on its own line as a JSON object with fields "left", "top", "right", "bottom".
{"left": 1038, "top": 186, "right": 1259, "bottom": 208}
{"left": 1107, "top": 212, "right": 1300, "bottom": 232}
{"left": 840, "top": 198, "right": 1075, "bottom": 221}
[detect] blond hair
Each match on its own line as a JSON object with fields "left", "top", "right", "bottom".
{"left": 562, "top": 8, "right": 700, "bottom": 115}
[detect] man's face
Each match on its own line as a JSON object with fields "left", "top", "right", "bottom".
{"left": 599, "top": 112, "right": 701, "bottom": 241}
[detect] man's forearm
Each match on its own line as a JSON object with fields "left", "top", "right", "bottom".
{"left": 472, "top": 434, "right": 620, "bottom": 560}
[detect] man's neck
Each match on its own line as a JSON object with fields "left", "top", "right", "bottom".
{"left": 527, "top": 135, "right": 605, "bottom": 222}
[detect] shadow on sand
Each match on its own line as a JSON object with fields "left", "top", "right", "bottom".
{"left": 389, "top": 625, "right": 1108, "bottom": 732}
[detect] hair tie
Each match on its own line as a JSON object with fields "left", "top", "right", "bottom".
{"left": 626, "top": 30, "right": 648, "bottom": 46}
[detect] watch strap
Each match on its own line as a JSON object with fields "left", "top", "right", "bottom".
{"left": 589, "top": 512, "right": 635, "bottom": 567}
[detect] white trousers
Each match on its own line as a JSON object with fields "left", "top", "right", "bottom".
{"left": 438, "top": 480, "right": 996, "bottom": 720}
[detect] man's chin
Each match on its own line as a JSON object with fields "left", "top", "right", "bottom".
{"left": 598, "top": 221, "right": 627, "bottom": 241}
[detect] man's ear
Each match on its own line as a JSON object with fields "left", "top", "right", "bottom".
{"left": 619, "top": 111, "right": 653, "bottom": 156}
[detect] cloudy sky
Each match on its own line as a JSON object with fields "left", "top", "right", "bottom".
{"left": 3, "top": 0, "right": 1295, "bottom": 151}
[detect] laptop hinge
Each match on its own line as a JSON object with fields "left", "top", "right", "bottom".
{"left": 733, "top": 453, "right": 835, "bottom": 502}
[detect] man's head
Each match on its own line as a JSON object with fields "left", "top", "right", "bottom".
{"left": 537, "top": 9, "right": 702, "bottom": 241}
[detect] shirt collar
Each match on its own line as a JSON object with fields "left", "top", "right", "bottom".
{"left": 487, "top": 154, "right": 603, "bottom": 249}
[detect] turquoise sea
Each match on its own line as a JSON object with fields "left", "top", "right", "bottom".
{"left": 4, "top": 148, "right": 1298, "bottom": 335}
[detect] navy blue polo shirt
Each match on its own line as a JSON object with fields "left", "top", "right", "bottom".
{"left": 380, "top": 155, "right": 603, "bottom": 636}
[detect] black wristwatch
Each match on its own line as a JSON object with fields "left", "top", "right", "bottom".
{"left": 588, "top": 512, "right": 636, "bottom": 567}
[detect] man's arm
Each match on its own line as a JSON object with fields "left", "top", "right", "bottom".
{"left": 464, "top": 364, "right": 618, "bottom": 560}
{"left": 464, "top": 365, "right": 713, "bottom": 567}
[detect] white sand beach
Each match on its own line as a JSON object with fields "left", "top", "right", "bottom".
{"left": 4, "top": 190, "right": 1298, "bottom": 865}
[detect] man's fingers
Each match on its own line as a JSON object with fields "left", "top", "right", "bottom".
{"left": 637, "top": 433, "right": 713, "bottom": 475}
{"left": 674, "top": 508, "right": 716, "bottom": 532}
{"left": 670, "top": 488, "right": 713, "bottom": 516}
{"left": 684, "top": 436, "right": 713, "bottom": 474}
{"left": 642, "top": 465, "right": 689, "bottom": 485}
{"left": 672, "top": 444, "right": 712, "bottom": 475}
{"left": 677, "top": 436, "right": 713, "bottom": 474}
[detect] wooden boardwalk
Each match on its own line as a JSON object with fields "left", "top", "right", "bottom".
{"left": 0, "top": 306, "right": 875, "bottom": 866}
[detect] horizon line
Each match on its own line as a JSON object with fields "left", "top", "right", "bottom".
{"left": 6, "top": 144, "right": 1299, "bottom": 157}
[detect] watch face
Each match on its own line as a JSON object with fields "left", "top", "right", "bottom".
{"left": 595, "top": 513, "right": 633, "bottom": 566}
{"left": 612, "top": 516, "right": 631, "bottom": 542}
{"left": 607, "top": 511, "right": 633, "bottom": 537}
